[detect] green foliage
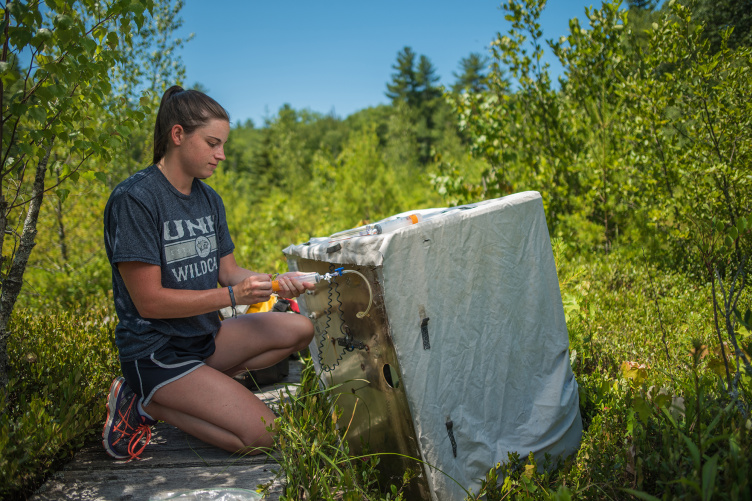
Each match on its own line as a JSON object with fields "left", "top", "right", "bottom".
{"left": 0, "top": 301, "right": 120, "bottom": 499}
{"left": 20, "top": 179, "right": 112, "bottom": 312}
{"left": 1, "top": 0, "right": 154, "bottom": 175}
{"left": 467, "top": 452, "right": 572, "bottom": 501}
{"left": 261, "top": 358, "right": 416, "bottom": 500}
{"left": 11, "top": 0, "right": 193, "bottom": 313}
{"left": 446, "top": 0, "right": 752, "bottom": 263}
{"left": 545, "top": 247, "right": 752, "bottom": 500}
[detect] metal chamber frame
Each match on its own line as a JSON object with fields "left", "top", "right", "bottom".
{"left": 293, "top": 257, "right": 431, "bottom": 499}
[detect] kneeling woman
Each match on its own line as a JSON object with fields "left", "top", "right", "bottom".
{"left": 102, "top": 86, "right": 314, "bottom": 460}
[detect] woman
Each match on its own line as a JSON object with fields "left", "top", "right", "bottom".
{"left": 101, "top": 86, "right": 314, "bottom": 461}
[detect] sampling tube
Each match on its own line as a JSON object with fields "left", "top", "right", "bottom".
{"left": 328, "top": 214, "right": 422, "bottom": 242}
{"left": 372, "top": 214, "right": 421, "bottom": 234}
{"left": 273, "top": 268, "right": 373, "bottom": 319}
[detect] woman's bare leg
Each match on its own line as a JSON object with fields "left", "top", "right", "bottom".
{"left": 207, "top": 311, "right": 314, "bottom": 375}
{"left": 142, "top": 311, "right": 313, "bottom": 454}
{"left": 144, "top": 366, "right": 275, "bottom": 453}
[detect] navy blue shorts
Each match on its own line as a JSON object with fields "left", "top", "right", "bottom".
{"left": 121, "top": 334, "right": 216, "bottom": 407}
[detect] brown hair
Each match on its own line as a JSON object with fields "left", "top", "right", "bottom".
{"left": 153, "top": 85, "right": 230, "bottom": 164}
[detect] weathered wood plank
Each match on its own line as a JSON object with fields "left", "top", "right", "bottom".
{"left": 65, "top": 423, "right": 281, "bottom": 470}
{"left": 33, "top": 463, "right": 283, "bottom": 501}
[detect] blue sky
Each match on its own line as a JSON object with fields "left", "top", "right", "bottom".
{"left": 176, "top": 1, "right": 605, "bottom": 127}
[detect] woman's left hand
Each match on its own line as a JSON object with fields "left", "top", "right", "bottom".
{"left": 274, "top": 272, "right": 314, "bottom": 299}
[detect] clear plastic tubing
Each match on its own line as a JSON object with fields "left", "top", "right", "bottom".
{"left": 329, "top": 214, "right": 422, "bottom": 242}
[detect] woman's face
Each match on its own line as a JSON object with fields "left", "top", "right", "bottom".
{"left": 174, "top": 118, "right": 230, "bottom": 180}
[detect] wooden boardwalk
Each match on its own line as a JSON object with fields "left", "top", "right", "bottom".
{"left": 32, "top": 362, "right": 302, "bottom": 501}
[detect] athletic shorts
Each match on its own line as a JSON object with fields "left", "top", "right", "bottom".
{"left": 120, "top": 334, "right": 216, "bottom": 407}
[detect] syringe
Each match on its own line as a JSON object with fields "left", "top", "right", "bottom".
{"left": 272, "top": 267, "right": 344, "bottom": 292}
{"left": 373, "top": 213, "right": 422, "bottom": 234}
{"left": 329, "top": 214, "right": 422, "bottom": 242}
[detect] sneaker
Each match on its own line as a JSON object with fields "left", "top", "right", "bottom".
{"left": 102, "top": 377, "right": 155, "bottom": 460}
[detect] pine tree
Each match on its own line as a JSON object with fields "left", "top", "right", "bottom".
{"left": 416, "top": 55, "right": 442, "bottom": 103}
{"left": 385, "top": 46, "right": 419, "bottom": 106}
{"left": 452, "top": 53, "right": 490, "bottom": 94}
{"left": 627, "top": 0, "right": 658, "bottom": 10}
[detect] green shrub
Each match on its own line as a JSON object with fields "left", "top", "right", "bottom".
{"left": 0, "top": 301, "right": 120, "bottom": 499}
{"left": 557, "top": 249, "right": 752, "bottom": 500}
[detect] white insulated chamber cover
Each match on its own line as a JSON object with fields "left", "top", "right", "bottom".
{"left": 284, "top": 191, "right": 582, "bottom": 501}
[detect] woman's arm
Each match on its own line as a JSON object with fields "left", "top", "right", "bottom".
{"left": 119, "top": 254, "right": 309, "bottom": 319}
{"left": 118, "top": 261, "right": 241, "bottom": 319}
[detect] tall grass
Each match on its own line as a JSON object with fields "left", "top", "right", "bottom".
{"left": 260, "top": 360, "right": 417, "bottom": 500}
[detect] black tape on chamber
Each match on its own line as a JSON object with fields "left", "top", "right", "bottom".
{"left": 446, "top": 420, "right": 457, "bottom": 458}
{"left": 421, "top": 317, "right": 430, "bottom": 350}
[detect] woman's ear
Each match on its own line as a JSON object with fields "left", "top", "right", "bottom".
{"left": 169, "top": 124, "right": 185, "bottom": 146}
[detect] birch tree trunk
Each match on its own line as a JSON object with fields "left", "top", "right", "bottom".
{"left": 0, "top": 138, "right": 54, "bottom": 390}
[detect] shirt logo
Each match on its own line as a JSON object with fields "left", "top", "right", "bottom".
{"left": 195, "top": 236, "right": 211, "bottom": 258}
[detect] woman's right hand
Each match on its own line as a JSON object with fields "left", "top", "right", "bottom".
{"left": 231, "top": 272, "right": 274, "bottom": 305}
{"left": 273, "top": 271, "right": 314, "bottom": 299}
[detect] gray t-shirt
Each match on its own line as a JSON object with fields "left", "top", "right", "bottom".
{"left": 104, "top": 165, "right": 235, "bottom": 361}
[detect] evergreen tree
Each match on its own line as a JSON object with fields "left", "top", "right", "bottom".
{"left": 385, "top": 48, "right": 445, "bottom": 165}
{"left": 688, "top": 0, "right": 752, "bottom": 50}
{"left": 385, "top": 46, "right": 419, "bottom": 106}
{"left": 452, "top": 53, "right": 490, "bottom": 93}
{"left": 415, "top": 54, "right": 442, "bottom": 102}
{"left": 627, "top": 0, "right": 658, "bottom": 9}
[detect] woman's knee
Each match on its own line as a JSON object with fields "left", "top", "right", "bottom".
{"left": 239, "top": 426, "right": 275, "bottom": 451}
{"left": 238, "top": 410, "right": 276, "bottom": 450}
{"left": 287, "top": 314, "right": 314, "bottom": 350}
